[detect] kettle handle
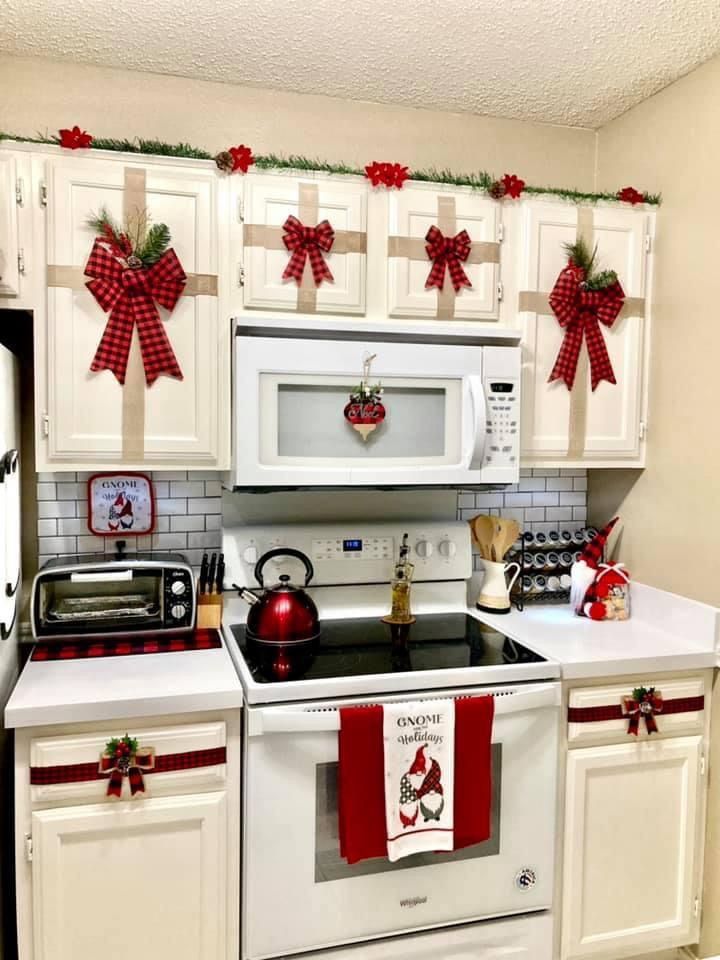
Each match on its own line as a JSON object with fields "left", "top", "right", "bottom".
{"left": 254, "top": 548, "right": 315, "bottom": 588}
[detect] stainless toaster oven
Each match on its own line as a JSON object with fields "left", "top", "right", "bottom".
{"left": 31, "top": 553, "right": 196, "bottom": 640}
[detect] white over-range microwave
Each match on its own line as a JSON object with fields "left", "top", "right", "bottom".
{"left": 232, "top": 320, "right": 522, "bottom": 488}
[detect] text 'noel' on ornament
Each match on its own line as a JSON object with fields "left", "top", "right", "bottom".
{"left": 343, "top": 353, "right": 386, "bottom": 442}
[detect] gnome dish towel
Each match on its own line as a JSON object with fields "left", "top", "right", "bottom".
{"left": 383, "top": 699, "right": 454, "bottom": 861}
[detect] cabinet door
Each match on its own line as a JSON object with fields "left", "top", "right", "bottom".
{"left": 387, "top": 185, "right": 499, "bottom": 319}
{"left": 242, "top": 173, "right": 367, "bottom": 315}
{"left": 0, "top": 153, "right": 20, "bottom": 299}
{"left": 42, "top": 157, "right": 229, "bottom": 468}
{"left": 520, "top": 201, "right": 651, "bottom": 465}
{"left": 31, "top": 792, "right": 227, "bottom": 960}
{"left": 562, "top": 737, "right": 703, "bottom": 959}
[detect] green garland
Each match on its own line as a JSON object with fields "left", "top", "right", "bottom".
{"left": 0, "top": 131, "right": 661, "bottom": 206}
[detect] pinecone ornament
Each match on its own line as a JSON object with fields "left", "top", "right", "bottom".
{"left": 214, "top": 150, "right": 235, "bottom": 173}
{"left": 488, "top": 180, "right": 505, "bottom": 200}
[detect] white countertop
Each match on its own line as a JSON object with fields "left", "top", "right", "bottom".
{"left": 4, "top": 633, "right": 244, "bottom": 728}
{"left": 468, "top": 577, "right": 720, "bottom": 679}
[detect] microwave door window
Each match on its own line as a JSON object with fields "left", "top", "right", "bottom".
{"left": 259, "top": 375, "right": 463, "bottom": 467}
{"left": 314, "top": 745, "right": 502, "bottom": 883}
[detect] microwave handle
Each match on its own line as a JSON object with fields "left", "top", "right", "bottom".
{"left": 247, "top": 683, "right": 560, "bottom": 737}
{"left": 464, "top": 376, "right": 487, "bottom": 471}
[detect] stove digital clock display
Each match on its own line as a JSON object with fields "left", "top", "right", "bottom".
{"left": 343, "top": 539, "right": 363, "bottom": 552}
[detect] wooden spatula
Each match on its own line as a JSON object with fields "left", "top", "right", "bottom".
{"left": 494, "top": 518, "right": 520, "bottom": 561}
{"left": 469, "top": 514, "right": 496, "bottom": 560}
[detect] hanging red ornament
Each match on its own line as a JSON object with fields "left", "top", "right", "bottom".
{"left": 364, "top": 161, "right": 410, "bottom": 189}
{"left": 281, "top": 215, "right": 335, "bottom": 286}
{"left": 501, "top": 173, "right": 525, "bottom": 198}
{"left": 617, "top": 186, "right": 645, "bottom": 205}
{"left": 229, "top": 144, "right": 255, "bottom": 173}
{"left": 58, "top": 125, "right": 93, "bottom": 149}
{"left": 344, "top": 353, "right": 386, "bottom": 441}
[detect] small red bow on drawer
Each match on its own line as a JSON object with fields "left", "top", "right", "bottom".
{"left": 85, "top": 239, "right": 186, "bottom": 385}
{"left": 622, "top": 687, "right": 663, "bottom": 735}
{"left": 100, "top": 745, "right": 155, "bottom": 798}
{"left": 281, "top": 215, "right": 335, "bottom": 287}
{"left": 547, "top": 261, "right": 625, "bottom": 391}
{"left": 424, "top": 226, "right": 473, "bottom": 292}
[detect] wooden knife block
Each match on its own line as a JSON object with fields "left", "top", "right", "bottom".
{"left": 197, "top": 591, "right": 223, "bottom": 629}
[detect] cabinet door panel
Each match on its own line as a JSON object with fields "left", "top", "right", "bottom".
{"left": 520, "top": 201, "right": 650, "bottom": 464}
{"left": 562, "top": 737, "right": 702, "bottom": 959}
{"left": 44, "top": 158, "right": 227, "bottom": 467}
{"left": 32, "top": 792, "right": 227, "bottom": 960}
{"left": 0, "top": 153, "right": 20, "bottom": 298}
{"left": 243, "top": 174, "right": 366, "bottom": 315}
{"left": 388, "top": 186, "right": 499, "bottom": 319}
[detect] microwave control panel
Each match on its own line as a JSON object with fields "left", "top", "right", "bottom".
{"left": 484, "top": 379, "right": 520, "bottom": 469}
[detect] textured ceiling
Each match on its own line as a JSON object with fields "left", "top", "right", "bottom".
{"left": 3, "top": 0, "right": 720, "bottom": 128}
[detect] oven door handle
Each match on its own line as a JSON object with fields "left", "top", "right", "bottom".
{"left": 247, "top": 683, "right": 560, "bottom": 737}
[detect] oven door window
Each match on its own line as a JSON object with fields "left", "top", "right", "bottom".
{"left": 315, "top": 745, "right": 502, "bottom": 882}
{"left": 259, "top": 374, "right": 462, "bottom": 466}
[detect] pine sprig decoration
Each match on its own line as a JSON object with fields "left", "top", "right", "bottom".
{"left": 632, "top": 686, "right": 655, "bottom": 703}
{"left": 138, "top": 222, "right": 171, "bottom": 265}
{"left": 105, "top": 733, "right": 139, "bottom": 758}
{"left": 563, "top": 237, "right": 617, "bottom": 289}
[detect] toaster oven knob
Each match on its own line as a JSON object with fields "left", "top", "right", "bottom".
{"left": 170, "top": 579, "right": 187, "bottom": 596}
{"left": 170, "top": 603, "right": 187, "bottom": 620}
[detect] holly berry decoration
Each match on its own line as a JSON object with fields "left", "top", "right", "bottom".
{"left": 364, "top": 161, "right": 410, "bottom": 189}
{"left": 617, "top": 186, "right": 646, "bottom": 205}
{"left": 488, "top": 173, "right": 525, "bottom": 200}
{"left": 105, "top": 733, "right": 138, "bottom": 761}
{"left": 214, "top": 144, "right": 255, "bottom": 174}
{"left": 58, "top": 125, "right": 93, "bottom": 150}
{"left": 344, "top": 384, "right": 386, "bottom": 441}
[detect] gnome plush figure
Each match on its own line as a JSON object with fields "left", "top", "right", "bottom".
{"left": 399, "top": 745, "right": 427, "bottom": 828}
{"left": 417, "top": 756, "right": 445, "bottom": 822}
{"left": 119, "top": 497, "right": 134, "bottom": 530}
{"left": 107, "top": 493, "right": 125, "bottom": 532}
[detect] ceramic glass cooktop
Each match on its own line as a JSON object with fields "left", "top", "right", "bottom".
{"left": 229, "top": 613, "right": 545, "bottom": 683}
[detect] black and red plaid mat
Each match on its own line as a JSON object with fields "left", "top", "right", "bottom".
{"left": 31, "top": 630, "right": 222, "bottom": 661}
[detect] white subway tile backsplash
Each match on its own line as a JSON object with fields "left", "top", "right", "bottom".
{"left": 38, "top": 536, "right": 78, "bottom": 555}
{"left": 573, "top": 476, "right": 588, "bottom": 491}
{"left": 169, "top": 481, "right": 205, "bottom": 498}
{"left": 152, "top": 482, "right": 169, "bottom": 499}
{"left": 457, "top": 493, "right": 476, "bottom": 509}
{"left": 573, "top": 506, "right": 588, "bottom": 522}
{"left": 523, "top": 507, "right": 546, "bottom": 522}
{"left": 57, "top": 518, "right": 90, "bottom": 536}
{"left": 56, "top": 482, "right": 84, "bottom": 501}
{"left": 545, "top": 477, "right": 573, "bottom": 492}
{"left": 170, "top": 515, "right": 206, "bottom": 533}
{"left": 518, "top": 478, "right": 546, "bottom": 492}
{"left": 37, "top": 519, "right": 57, "bottom": 537}
{"left": 77, "top": 535, "right": 103, "bottom": 553}
{"left": 152, "top": 533, "right": 189, "bottom": 550}
{"left": 204, "top": 481, "right": 222, "bottom": 497}
{"left": 151, "top": 471, "right": 188, "bottom": 481}
{"left": 205, "top": 514, "right": 222, "bottom": 531}
{"left": 38, "top": 500, "right": 76, "bottom": 519}
{"left": 532, "top": 492, "right": 559, "bottom": 507}
{"left": 531, "top": 469, "right": 560, "bottom": 477}
{"left": 545, "top": 507, "right": 574, "bottom": 522}
{"left": 187, "top": 497, "right": 222, "bottom": 515}
{"left": 156, "top": 498, "right": 189, "bottom": 516}
{"left": 36, "top": 483, "right": 56, "bottom": 500}
{"left": 559, "top": 492, "right": 587, "bottom": 507}
{"left": 475, "top": 493, "right": 505, "bottom": 509}
{"left": 503, "top": 493, "right": 532, "bottom": 508}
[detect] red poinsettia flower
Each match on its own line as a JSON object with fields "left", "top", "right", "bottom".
{"left": 501, "top": 173, "right": 525, "bottom": 199}
{"left": 58, "top": 125, "right": 93, "bottom": 149}
{"left": 229, "top": 144, "right": 255, "bottom": 173}
{"left": 617, "top": 186, "right": 645, "bottom": 205}
{"left": 364, "top": 161, "right": 410, "bottom": 189}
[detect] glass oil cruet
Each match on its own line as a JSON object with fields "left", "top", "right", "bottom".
{"left": 382, "top": 533, "right": 416, "bottom": 625}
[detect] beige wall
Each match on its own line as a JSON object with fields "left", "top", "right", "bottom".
{"left": 591, "top": 53, "right": 720, "bottom": 607}
{"left": 0, "top": 55, "right": 597, "bottom": 187}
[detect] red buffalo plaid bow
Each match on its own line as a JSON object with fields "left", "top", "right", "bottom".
{"left": 281, "top": 215, "right": 335, "bottom": 287}
{"left": 85, "top": 239, "right": 186, "bottom": 385}
{"left": 548, "top": 262, "right": 625, "bottom": 391}
{"left": 622, "top": 689, "right": 663, "bottom": 736}
{"left": 100, "top": 747, "right": 155, "bottom": 798}
{"left": 424, "top": 226, "right": 473, "bottom": 292}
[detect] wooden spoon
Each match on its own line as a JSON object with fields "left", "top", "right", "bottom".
{"left": 469, "top": 515, "right": 496, "bottom": 561}
{"left": 495, "top": 518, "right": 520, "bottom": 561}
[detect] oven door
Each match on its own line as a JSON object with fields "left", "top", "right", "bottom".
{"left": 243, "top": 682, "right": 560, "bottom": 960}
{"left": 234, "top": 334, "right": 518, "bottom": 487}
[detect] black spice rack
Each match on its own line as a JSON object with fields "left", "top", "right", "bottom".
{"left": 507, "top": 528, "right": 600, "bottom": 612}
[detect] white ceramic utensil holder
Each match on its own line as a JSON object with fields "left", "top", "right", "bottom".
{"left": 476, "top": 559, "right": 521, "bottom": 614}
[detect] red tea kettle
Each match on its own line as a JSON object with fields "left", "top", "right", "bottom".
{"left": 237, "top": 548, "right": 320, "bottom": 647}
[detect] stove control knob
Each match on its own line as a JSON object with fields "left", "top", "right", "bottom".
{"left": 414, "top": 539, "right": 433, "bottom": 559}
{"left": 438, "top": 539, "right": 457, "bottom": 558}
{"left": 242, "top": 545, "right": 258, "bottom": 565}
{"left": 170, "top": 579, "right": 186, "bottom": 596}
{"left": 170, "top": 603, "right": 187, "bottom": 620}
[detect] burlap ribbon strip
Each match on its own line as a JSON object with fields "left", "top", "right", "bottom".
{"left": 388, "top": 195, "right": 500, "bottom": 320}
{"left": 517, "top": 207, "right": 646, "bottom": 458}
{"left": 47, "top": 167, "right": 218, "bottom": 460}
{"left": 243, "top": 182, "right": 367, "bottom": 314}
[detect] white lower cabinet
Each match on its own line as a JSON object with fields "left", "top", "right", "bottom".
{"left": 32, "top": 792, "right": 227, "bottom": 960}
{"left": 562, "top": 736, "right": 704, "bottom": 959}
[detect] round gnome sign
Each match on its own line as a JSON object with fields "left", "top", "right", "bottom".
{"left": 87, "top": 473, "right": 155, "bottom": 536}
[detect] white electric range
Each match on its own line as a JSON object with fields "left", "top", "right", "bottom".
{"left": 222, "top": 521, "right": 561, "bottom": 960}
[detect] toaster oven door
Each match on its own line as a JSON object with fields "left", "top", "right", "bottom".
{"left": 33, "top": 567, "right": 166, "bottom": 639}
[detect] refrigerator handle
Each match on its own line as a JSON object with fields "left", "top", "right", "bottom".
{"left": 1, "top": 600, "right": 17, "bottom": 641}
{"left": 0, "top": 449, "right": 18, "bottom": 483}
{"left": 464, "top": 377, "right": 486, "bottom": 471}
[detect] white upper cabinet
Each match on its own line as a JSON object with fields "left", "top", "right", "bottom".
{"left": 37, "top": 153, "right": 231, "bottom": 470}
{"left": 517, "top": 200, "right": 653, "bottom": 467}
{"left": 0, "top": 150, "right": 34, "bottom": 306}
{"left": 387, "top": 184, "right": 500, "bottom": 320}
{"left": 241, "top": 173, "right": 367, "bottom": 315}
